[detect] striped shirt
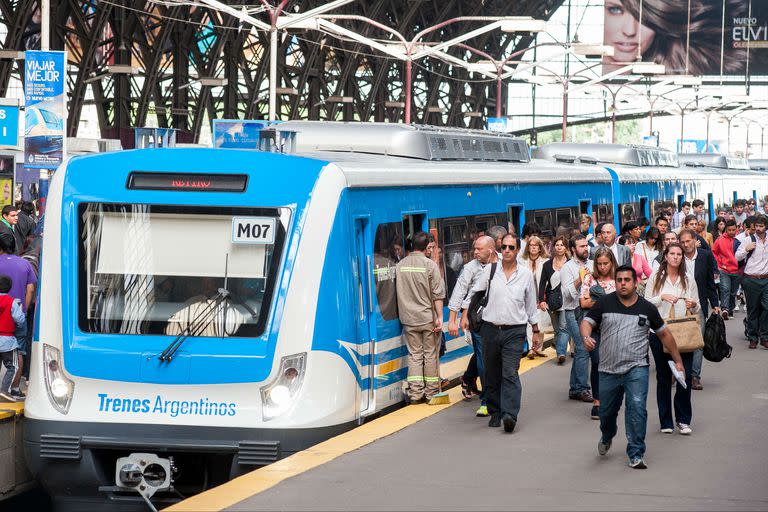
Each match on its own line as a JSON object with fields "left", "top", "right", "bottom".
{"left": 584, "top": 293, "right": 666, "bottom": 375}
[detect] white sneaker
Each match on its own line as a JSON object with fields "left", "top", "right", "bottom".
{"left": 734, "top": 305, "right": 740, "bottom": 312}
{"left": 660, "top": 427, "right": 674, "bottom": 434}
{"left": 677, "top": 423, "right": 692, "bottom": 435}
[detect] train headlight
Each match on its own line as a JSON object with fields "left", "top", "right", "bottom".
{"left": 260, "top": 353, "right": 306, "bottom": 421}
{"left": 43, "top": 344, "right": 74, "bottom": 414}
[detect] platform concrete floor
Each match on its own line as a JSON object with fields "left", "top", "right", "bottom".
{"left": 227, "top": 313, "right": 768, "bottom": 511}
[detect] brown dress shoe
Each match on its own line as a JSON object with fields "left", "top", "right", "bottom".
{"left": 749, "top": 341, "right": 758, "bottom": 349}
{"left": 761, "top": 341, "right": 768, "bottom": 350}
{"left": 692, "top": 377, "right": 703, "bottom": 390}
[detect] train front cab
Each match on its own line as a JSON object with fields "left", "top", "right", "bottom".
{"left": 23, "top": 148, "right": 367, "bottom": 509}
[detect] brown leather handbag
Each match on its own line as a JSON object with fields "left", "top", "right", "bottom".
{"left": 663, "top": 306, "right": 705, "bottom": 353}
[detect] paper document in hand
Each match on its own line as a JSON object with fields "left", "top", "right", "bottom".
{"left": 668, "top": 360, "right": 687, "bottom": 389}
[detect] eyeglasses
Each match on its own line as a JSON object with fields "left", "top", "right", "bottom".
{"left": 501, "top": 244, "right": 517, "bottom": 250}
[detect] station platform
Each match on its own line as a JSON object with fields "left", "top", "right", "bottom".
{"left": 170, "top": 313, "right": 768, "bottom": 511}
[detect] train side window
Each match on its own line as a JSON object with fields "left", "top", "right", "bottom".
{"left": 594, "top": 204, "right": 614, "bottom": 226}
{"left": 372, "top": 222, "right": 403, "bottom": 321}
{"left": 619, "top": 202, "right": 640, "bottom": 226}
{"left": 555, "top": 207, "right": 577, "bottom": 230}
{"left": 525, "top": 209, "right": 554, "bottom": 237}
{"left": 473, "top": 215, "right": 496, "bottom": 236}
{"left": 651, "top": 200, "right": 675, "bottom": 220}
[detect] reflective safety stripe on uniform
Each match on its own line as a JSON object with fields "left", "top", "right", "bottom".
{"left": 398, "top": 267, "right": 428, "bottom": 272}
{"left": 402, "top": 324, "right": 441, "bottom": 400}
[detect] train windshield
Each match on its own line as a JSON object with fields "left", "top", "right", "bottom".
{"left": 78, "top": 203, "right": 289, "bottom": 338}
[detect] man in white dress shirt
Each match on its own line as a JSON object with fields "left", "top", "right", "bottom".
{"left": 736, "top": 215, "right": 768, "bottom": 349}
{"left": 461, "top": 234, "right": 541, "bottom": 433}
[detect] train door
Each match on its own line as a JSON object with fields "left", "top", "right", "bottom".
{"left": 353, "top": 217, "right": 376, "bottom": 417}
{"left": 508, "top": 204, "right": 523, "bottom": 236}
{"left": 402, "top": 212, "right": 426, "bottom": 250}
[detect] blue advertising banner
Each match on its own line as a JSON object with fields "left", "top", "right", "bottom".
{"left": 677, "top": 139, "right": 723, "bottom": 154}
{"left": 0, "top": 104, "right": 19, "bottom": 147}
{"left": 486, "top": 117, "right": 510, "bottom": 133}
{"left": 24, "top": 50, "right": 65, "bottom": 169}
{"left": 212, "top": 119, "right": 266, "bottom": 148}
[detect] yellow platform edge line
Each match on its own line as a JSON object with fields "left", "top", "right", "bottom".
{"left": 0, "top": 402, "right": 24, "bottom": 420}
{"left": 165, "top": 348, "right": 555, "bottom": 512}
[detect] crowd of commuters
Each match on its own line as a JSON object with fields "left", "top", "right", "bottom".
{"left": 397, "top": 195, "right": 762, "bottom": 470}
{"left": 0, "top": 201, "right": 41, "bottom": 402}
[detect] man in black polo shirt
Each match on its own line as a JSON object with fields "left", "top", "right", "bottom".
{"left": 580, "top": 265, "right": 685, "bottom": 470}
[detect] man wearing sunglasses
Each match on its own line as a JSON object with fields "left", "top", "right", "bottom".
{"left": 461, "top": 233, "right": 541, "bottom": 433}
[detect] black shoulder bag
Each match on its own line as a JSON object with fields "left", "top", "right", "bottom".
{"left": 467, "top": 263, "right": 497, "bottom": 332}
{"left": 545, "top": 281, "right": 563, "bottom": 311}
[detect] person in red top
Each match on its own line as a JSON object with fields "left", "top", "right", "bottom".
{"left": 712, "top": 219, "right": 740, "bottom": 319}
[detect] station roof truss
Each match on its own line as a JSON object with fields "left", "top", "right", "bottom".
{"left": 0, "top": 0, "right": 564, "bottom": 142}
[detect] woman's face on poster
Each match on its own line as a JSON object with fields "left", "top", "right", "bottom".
{"left": 603, "top": 0, "right": 656, "bottom": 67}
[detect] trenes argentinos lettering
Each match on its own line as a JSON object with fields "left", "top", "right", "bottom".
{"left": 97, "top": 393, "right": 236, "bottom": 417}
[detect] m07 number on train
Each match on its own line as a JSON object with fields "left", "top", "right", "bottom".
{"left": 232, "top": 217, "right": 276, "bottom": 244}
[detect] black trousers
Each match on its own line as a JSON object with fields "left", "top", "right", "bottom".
{"left": 649, "top": 332, "right": 694, "bottom": 428}
{"left": 481, "top": 323, "right": 526, "bottom": 420}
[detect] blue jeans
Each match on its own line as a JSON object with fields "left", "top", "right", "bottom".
{"left": 472, "top": 331, "right": 486, "bottom": 405}
{"left": 719, "top": 272, "right": 740, "bottom": 313}
{"left": 566, "top": 308, "right": 590, "bottom": 395}
{"left": 599, "top": 365, "right": 649, "bottom": 461}
{"left": 691, "top": 311, "right": 705, "bottom": 379}
{"left": 548, "top": 310, "right": 569, "bottom": 357}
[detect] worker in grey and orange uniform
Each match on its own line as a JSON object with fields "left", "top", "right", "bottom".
{"left": 395, "top": 231, "right": 445, "bottom": 403}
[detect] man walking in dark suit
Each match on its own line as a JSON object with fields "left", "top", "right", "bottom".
{"left": 590, "top": 223, "right": 631, "bottom": 267}
{"left": 679, "top": 229, "right": 720, "bottom": 391}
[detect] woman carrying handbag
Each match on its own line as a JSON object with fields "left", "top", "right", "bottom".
{"left": 644, "top": 242, "right": 700, "bottom": 436}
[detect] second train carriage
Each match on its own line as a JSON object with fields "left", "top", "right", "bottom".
{"left": 534, "top": 143, "right": 768, "bottom": 227}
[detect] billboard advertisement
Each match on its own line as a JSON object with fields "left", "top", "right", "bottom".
{"left": 24, "top": 50, "right": 66, "bottom": 169}
{"left": 212, "top": 120, "right": 266, "bottom": 149}
{"left": 602, "top": 0, "right": 767, "bottom": 75}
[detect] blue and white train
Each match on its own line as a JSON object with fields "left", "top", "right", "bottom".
{"left": 23, "top": 122, "right": 768, "bottom": 509}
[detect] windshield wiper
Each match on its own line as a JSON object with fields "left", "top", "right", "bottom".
{"left": 158, "top": 288, "right": 228, "bottom": 362}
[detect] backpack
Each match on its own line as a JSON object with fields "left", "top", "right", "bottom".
{"left": 703, "top": 313, "right": 732, "bottom": 362}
